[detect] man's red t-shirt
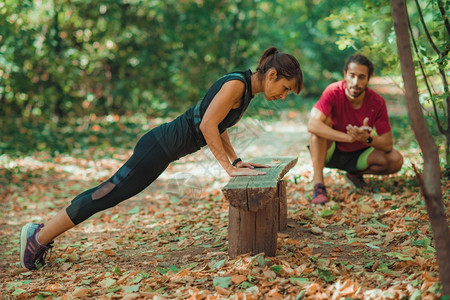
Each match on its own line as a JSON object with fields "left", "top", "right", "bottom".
{"left": 314, "top": 80, "right": 392, "bottom": 152}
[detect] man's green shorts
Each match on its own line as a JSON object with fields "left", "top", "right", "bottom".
{"left": 325, "top": 142, "right": 374, "bottom": 174}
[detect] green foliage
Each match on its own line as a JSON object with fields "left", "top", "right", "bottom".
{"left": 4, "top": 0, "right": 447, "bottom": 166}
{"left": 317, "top": 267, "right": 335, "bottom": 282}
{"left": 324, "top": 0, "right": 450, "bottom": 166}
{"left": 1, "top": 0, "right": 258, "bottom": 117}
{"left": 0, "top": 114, "right": 148, "bottom": 156}
{"left": 1, "top": 0, "right": 355, "bottom": 120}
{"left": 325, "top": 0, "right": 398, "bottom": 74}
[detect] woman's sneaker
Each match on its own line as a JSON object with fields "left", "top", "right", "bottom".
{"left": 20, "top": 223, "right": 53, "bottom": 270}
{"left": 312, "top": 183, "right": 329, "bottom": 204}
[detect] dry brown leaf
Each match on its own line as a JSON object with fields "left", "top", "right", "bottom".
{"left": 301, "top": 247, "right": 313, "bottom": 255}
{"left": 45, "top": 283, "right": 62, "bottom": 292}
{"left": 335, "top": 279, "right": 360, "bottom": 296}
{"left": 414, "top": 256, "right": 427, "bottom": 268}
{"left": 72, "top": 287, "right": 90, "bottom": 297}
{"left": 278, "top": 233, "right": 289, "bottom": 238}
{"left": 61, "top": 262, "right": 72, "bottom": 271}
{"left": 385, "top": 231, "right": 396, "bottom": 242}
{"left": 294, "top": 264, "right": 308, "bottom": 276}
{"left": 172, "top": 268, "right": 190, "bottom": 280}
{"left": 266, "top": 289, "right": 284, "bottom": 299}
{"left": 262, "top": 269, "right": 277, "bottom": 279}
{"left": 360, "top": 204, "right": 374, "bottom": 214}
{"left": 235, "top": 293, "right": 259, "bottom": 300}
{"left": 305, "top": 282, "right": 321, "bottom": 295}
{"left": 422, "top": 271, "right": 439, "bottom": 282}
{"left": 104, "top": 249, "right": 116, "bottom": 256}
{"left": 61, "top": 293, "right": 75, "bottom": 300}
{"left": 231, "top": 274, "right": 247, "bottom": 284}
{"left": 215, "top": 286, "right": 231, "bottom": 296}
{"left": 122, "top": 293, "right": 140, "bottom": 300}
{"left": 117, "top": 271, "right": 140, "bottom": 284}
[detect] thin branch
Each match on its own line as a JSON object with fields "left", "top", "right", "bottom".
{"left": 412, "top": 163, "right": 425, "bottom": 195}
{"left": 442, "top": 70, "right": 450, "bottom": 134}
{"left": 439, "top": 65, "right": 450, "bottom": 134}
{"left": 437, "top": 0, "right": 450, "bottom": 43}
{"left": 414, "top": 0, "right": 449, "bottom": 134}
{"left": 407, "top": 6, "right": 445, "bottom": 134}
{"left": 414, "top": 0, "right": 441, "bottom": 56}
{"left": 435, "top": 1, "right": 450, "bottom": 134}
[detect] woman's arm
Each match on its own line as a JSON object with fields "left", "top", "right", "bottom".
{"left": 220, "top": 130, "right": 270, "bottom": 169}
{"left": 220, "top": 130, "right": 238, "bottom": 163}
{"left": 199, "top": 80, "right": 266, "bottom": 176}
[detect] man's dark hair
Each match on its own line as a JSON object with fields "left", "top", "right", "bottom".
{"left": 344, "top": 54, "right": 374, "bottom": 78}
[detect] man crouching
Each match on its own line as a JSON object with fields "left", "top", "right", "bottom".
{"left": 307, "top": 54, "right": 403, "bottom": 204}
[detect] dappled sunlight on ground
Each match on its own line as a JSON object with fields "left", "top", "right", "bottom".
{"left": 1, "top": 109, "right": 448, "bottom": 299}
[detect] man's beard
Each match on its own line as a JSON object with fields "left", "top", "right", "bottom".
{"left": 347, "top": 86, "right": 365, "bottom": 98}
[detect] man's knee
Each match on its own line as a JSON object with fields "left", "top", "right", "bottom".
{"left": 388, "top": 150, "right": 403, "bottom": 173}
{"left": 367, "top": 149, "right": 403, "bottom": 174}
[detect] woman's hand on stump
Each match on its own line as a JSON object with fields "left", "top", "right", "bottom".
{"left": 228, "top": 167, "right": 266, "bottom": 177}
{"left": 236, "top": 161, "right": 270, "bottom": 169}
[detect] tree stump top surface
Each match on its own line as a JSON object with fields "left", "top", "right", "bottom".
{"left": 222, "top": 156, "right": 297, "bottom": 211}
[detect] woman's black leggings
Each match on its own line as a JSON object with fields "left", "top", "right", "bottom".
{"left": 66, "top": 130, "right": 171, "bottom": 225}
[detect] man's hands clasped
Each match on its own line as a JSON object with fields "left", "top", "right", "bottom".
{"left": 346, "top": 117, "right": 372, "bottom": 143}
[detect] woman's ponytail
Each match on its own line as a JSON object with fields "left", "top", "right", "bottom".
{"left": 255, "top": 47, "right": 303, "bottom": 94}
{"left": 256, "top": 47, "right": 279, "bottom": 74}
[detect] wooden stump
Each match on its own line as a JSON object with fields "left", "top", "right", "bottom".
{"left": 278, "top": 180, "right": 287, "bottom": 232}
{"left": 222, "top": 157, "right": 297, "bottom": 258}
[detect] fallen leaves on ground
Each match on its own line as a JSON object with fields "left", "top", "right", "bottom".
{"left": 0, "top": 148, "right": 449, "bottom": 299}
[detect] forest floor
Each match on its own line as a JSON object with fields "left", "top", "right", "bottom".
{"left": 1, "top": 81, "right": 449, "bottom": 299}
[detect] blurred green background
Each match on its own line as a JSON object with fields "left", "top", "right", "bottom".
{"left": 0, "top": 0, "right": 447, "bottom": 159}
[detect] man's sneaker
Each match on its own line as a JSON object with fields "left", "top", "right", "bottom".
{"left": 312, "top": 183, "right": 329, "bottom": 204}
{"left": 20, "top": 223, "right": 53, "bottom": 270}
{"left": 344, "top": 172, "right": 366, "bottom": 188}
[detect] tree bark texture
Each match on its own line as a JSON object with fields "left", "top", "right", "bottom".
{"left": 391, "top": 0, "right": 450, "bottom": 295}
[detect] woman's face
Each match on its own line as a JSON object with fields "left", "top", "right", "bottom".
{"left": 264, "top": 70, "right": 298, "bottom": 101}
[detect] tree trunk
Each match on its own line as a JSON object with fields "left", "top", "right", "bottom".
{"left": 447, "top": 134, "right": 450, "bottom": 176}
{"left": 391, "top": 0, "right": 450, "bottom": 295}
